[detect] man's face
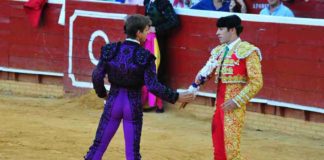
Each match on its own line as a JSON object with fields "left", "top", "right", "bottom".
{"left": 267, "top": 0, "right": 280, "bottom": 6}
{"left": 137, "top": 25, "right": 150, "bottom": 43}
{"left": 216, "top": 27, "right": 232, "bottom": 44}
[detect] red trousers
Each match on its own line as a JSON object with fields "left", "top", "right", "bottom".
{"left": 212, "top": 82, "right": 227, "bottom": 160}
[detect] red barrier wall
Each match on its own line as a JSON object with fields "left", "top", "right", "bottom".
{"left": 1, "top": 1, "right": 324, "bottom": 110}
{"left": 168, "top": 15, "right": 324, "bottom": 108}
{"left": 0, "top": 1, "right": 65, "bottom": 72}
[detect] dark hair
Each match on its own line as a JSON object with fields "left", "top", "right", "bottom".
{"left": 217, "top": 15, "right": 243, "bottom": 36}
{"left": 231, "top": 0, "right": 244, "bottom": 13}
{"left": 283, "top": 0, "right": 294, "bottom": 3}
{"left": 124, "top": 14, "right": 152, "bottom": 39}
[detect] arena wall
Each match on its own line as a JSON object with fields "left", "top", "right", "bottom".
{"left": 1, "top": 0, "right": 324, "bottom": 122}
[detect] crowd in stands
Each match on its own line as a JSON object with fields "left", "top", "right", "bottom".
{"left": 102, "top": 0, "right": 295, "bottom": 17}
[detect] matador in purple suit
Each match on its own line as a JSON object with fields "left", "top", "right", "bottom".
{"left": 84, "top": 14, "right": 193, "bottom": 160}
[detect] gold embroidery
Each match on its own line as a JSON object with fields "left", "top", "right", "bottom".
{"left": 236, "top": 41, "right": 262, "bottom": 60}
{"left": 213, "top": 46, "right": 263, "bottom": 160}
{"left": 223, "top": 59, "right": 239, "bottom": 66}
{"left": 214, "top": 75, "right": 247, "bottom": 84}
{"left": 211, "top": 44, "right": 226, "bottom": 58}
{"left": 224, "top": 84, "right": 246, "bottom": 160}
{"left": 233, "top": 52, "right": 263, "bottom": 108}
{"left": 221, "top": 67, "right": 234, "bottom": 75}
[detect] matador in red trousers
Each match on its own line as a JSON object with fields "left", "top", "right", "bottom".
{"left": 186, "top": 15, "right": 263, "bottom": 160}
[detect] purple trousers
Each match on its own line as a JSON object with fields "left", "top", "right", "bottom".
{"left": 85, "top": 88, "right": 143, "bottom": 160}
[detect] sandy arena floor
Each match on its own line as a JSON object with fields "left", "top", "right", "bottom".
{"left": 0, "top": 92, "right": 323, "bottom": 160}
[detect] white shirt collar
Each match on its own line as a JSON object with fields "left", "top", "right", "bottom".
{"left": 125, "top": 38, "right": 140, "bottom": 44}
{"left": 227, "top": 38, "right": 241, "bottom": 50}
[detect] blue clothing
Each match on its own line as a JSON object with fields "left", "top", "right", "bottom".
{"left": 260, "top": 3, "right": 294, "bottom": 17}
{"left": 115, "top": 0, "right": 125, "bottom": 3}
{"left": 191, "top": 0, "right": 230, "bottom": 12}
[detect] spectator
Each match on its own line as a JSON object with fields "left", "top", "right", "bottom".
{"left": 124, "top": 0, "right": 144, "bottom": 5}
{"left": 191, "top": 0, "right": 231, "bottom": 11}
{"left": 282, "top": 0, "right": 294, "bottom": 3}
{"left": 191, "top": 0, "right": 246, "bottom": 13}
{"left": 260, "top": 0, "right": 294, "bottom": 17}
{"left": 115, "top": 0, "right": 126, "bottom": 3}
{"left": 230, "top": 0, "right": 247, "bottom": 13}
{"left": 143, "top": 0, "right": 180, "bottom": 113}
{"left": 172, "top": 0, "right": 201, "bottom": 8}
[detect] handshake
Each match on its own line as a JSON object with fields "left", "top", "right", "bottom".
{"left": 178, "top": 75, "right": 207, "bottom": 109}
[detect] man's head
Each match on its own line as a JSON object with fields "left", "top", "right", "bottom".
{"left": 216, "top": 15, "right": 243, "bottom": 44}
{"left": 267, "top": 0, "right": 281, "bottom": 7}
{"left": 124, "top": 14, "right": 151, "bottom": 42}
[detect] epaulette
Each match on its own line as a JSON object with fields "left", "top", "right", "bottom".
{"left": 134, "top": 47, "right": 156, "bottom": 66}
{"left": 210, "top": 44, "right": 226, "bottom": 59}
{"left": 101, "top": 42, "right": 121, "bottom": 61}
{"left": 235, "top": 41, "right": 262, "bottom": 60}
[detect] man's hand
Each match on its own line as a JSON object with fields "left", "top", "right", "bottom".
{"left": 178, "top": 91, "right": 195, "bottom": 103}
{"left": 221, "top": 99, "right": 238, "bottom": 112}
{"left": 103, "top": 95, "right": 108, "bottom": 105}
{"left": 194, "top": 74, "right": 200, "bottom": 84}
{"left": 102, "top": 94, "right": 108, "bottom": 100}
